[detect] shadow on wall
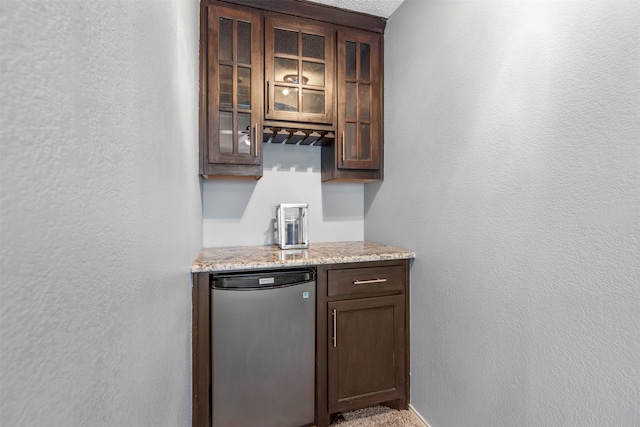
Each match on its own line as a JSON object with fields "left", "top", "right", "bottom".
{"left": 322, "top": 180, "right": 366, "bottom": 221}
{"left": 363, "top": 180, "right": 383, "bottom": 216}
{"left": 201, "top": 143, "right": 365, "bottom": 247}
{"left": 201, "top": 144, "right": 318, "bottom": 220}
{"left": 263, "top": 143, "right": 321, "bottom": 173}
{"left": 202, "top": 144, "right": 362, "bottom": 222}
{"left": 202, "top": 178, "right": 257, "bottom": 220}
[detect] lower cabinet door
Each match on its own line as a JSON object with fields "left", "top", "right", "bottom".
{"left": 327, "top": 294, "right": 405, "bottom": 413}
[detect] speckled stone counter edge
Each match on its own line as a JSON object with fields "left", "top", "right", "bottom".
{"left": 191, "top": 241, "right": 415, "bottom": 273}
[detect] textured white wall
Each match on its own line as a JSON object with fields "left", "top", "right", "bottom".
{"left": 366, "top": 1, "right": 640, "bottom": 426}
{"left": 0, "top": 1, "right": 202, "bottom": 425}
{"left": 203, "top": 144, "right": 364, "bottom": 247}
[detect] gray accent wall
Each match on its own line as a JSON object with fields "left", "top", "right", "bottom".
{"left": 1, "top": 1, "right": 202, "bottom": 425}
{"left": 366, "top": 1, "right": 640, "bottom": 426}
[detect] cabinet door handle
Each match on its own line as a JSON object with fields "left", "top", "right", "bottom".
{"left": 353, "top": 278, "right": 387, "bottom": 285}
{"left": 254, "top": 123, "right": 258, "bottom": 156}
{"left": 266, "top": 80, "right": 270, "bottom": 114}
{"left": 332, "top": 309, "right": 337, "bottom": 348}
{"left": 341, "top": 131, "right": 345, "bottom": 162}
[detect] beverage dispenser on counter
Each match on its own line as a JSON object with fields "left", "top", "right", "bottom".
{"left": 275, "top": 203, "right": 309, "bottom": 249}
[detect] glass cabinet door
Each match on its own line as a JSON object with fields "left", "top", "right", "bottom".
{"left": 207, "top": 5, "right": 262, "bottom": 167}
{"left": 265, "top": 16, "right": 334, "bottom": 125}
{"left": 337, "top": 30, "right": 381, "bottom": 171}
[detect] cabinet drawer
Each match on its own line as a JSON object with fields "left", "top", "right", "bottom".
{"left": 328, "top": 265, "right": 405, "bottom": 297}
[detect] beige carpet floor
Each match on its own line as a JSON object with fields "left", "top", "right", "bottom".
{"left": 329, "top": 406, "right": 424, "bottom": 427}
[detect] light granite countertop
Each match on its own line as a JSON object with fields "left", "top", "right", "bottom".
{"left": 191, "top": 241, "right": 415, "bottom": 273}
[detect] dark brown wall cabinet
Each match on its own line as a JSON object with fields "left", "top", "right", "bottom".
{"left": 264, "top": 15, "right": 335, "bottom": 125}
{"left": 200, "top": 0, "right": 385, "bottom": 181}
{"left": 322, "top": 30, "right": 382, "bottom": 182}
{"left": 200, "top": 3, "right": 263, "bottom": 179}
{"left": 316, "top": 260, "right": 410, "bottom": 427}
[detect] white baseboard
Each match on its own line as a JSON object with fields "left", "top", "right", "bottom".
{"left": 408, "top": 404, "right": 431, "bottom": 427}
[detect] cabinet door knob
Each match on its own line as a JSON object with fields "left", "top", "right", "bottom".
{"left": 353, "top": 278, "right": 387, "bottom": 285}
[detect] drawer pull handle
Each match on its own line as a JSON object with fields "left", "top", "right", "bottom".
{"left": 353, "top": 278, "right": 387, "bottom": 285}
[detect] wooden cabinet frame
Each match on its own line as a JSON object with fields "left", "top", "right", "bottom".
{"left": 200, "top": 2, "right": 263, "bottom": 179}
{"left": 316, "top": 259, "right": 410, "bottom": 427}
{"left": 200, "top": 0, "right": 387, "bottom": 182}
{"left": 328, "top": 295, "right": 405, "bottom": 412}
{"left": 336, "top": 30, "right": 382, "bottom": 171}
{"left": 264, "top": 14, "right": 335, "bottom": 125}
{"left": 192, "top": 258, "right": 410, "bottom": 427}
{"left": 192, "top": 272, "right": 212, "bottom": 427}
{"left": 216, "top": 0, "right": 387, "bottom": 33}
{"left": 321, "top": 28, "right": 383, "bottom": 182}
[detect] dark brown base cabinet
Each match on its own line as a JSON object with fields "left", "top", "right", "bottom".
{"left": 192, "top": 259, "right": 410, "bottom": 427}
{"left": 316, "top": 260, "right": 410, "bottom": 427}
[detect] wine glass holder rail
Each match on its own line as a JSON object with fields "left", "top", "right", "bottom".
{"left": 262, "top": 127, "right": 335, "bottom": 146}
